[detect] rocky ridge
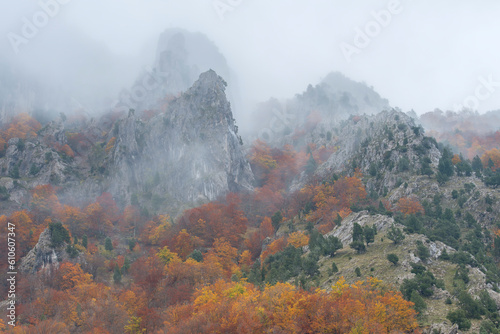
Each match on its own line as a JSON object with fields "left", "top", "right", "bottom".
{"left": 19, "top": 227, "right": 82, "bottom": 273}
{"left": 0, "top": 70, "right": 254, "bottom": 215}
{"left": 287, "top": 110, "right": 441, "bottom": 196}
{"left": 106, "top": 70, "right": 254, "bottom": 211}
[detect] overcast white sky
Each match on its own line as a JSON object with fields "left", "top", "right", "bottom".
{"left": 2, "top": 0, "right": 500, "bottom": 114}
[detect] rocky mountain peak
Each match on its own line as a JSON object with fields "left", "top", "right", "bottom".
{"left": 190, "top": 69, "right": 227, "bottom": 95}
{"left": 102, "top": 69, "right": 253, "bottom": 213}
{"left": 131, "top": 29, "right": 236, "bottom": 113}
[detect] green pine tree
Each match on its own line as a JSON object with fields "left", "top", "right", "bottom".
{"left": 113, "top": 264, "right": 122, "bottom": 284}
{"left": 105, "top": 237, "right": 113, "bottom": 251}
{"left": 387, "top": 225, "right": 405, "bottom": 244}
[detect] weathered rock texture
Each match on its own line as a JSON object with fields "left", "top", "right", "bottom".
{"left": 107, "top": 70, "right": 254, "bottom": 211}
{"left": 19, "top": 228, "right": 82, "bottom": 273}
{"left": 0, "top": 70, "right": 254, "bottom": 215}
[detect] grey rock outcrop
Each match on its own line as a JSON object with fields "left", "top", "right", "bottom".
{"left": 0, "top": 70, "right": 254, "bottom": 215}
{"left": 106, "top": 70, "right": 254, "bottom": 212}
{"left": 487, "top": 289, "right": 500, "bottom": 309}
{"left": 325, "top": 211, "right": 395, "bottom": 246}
{"left": 19, "top": 228, "right": 82, "bottom": 273}
{"left": 289, "top": 110, "right": 440, "bottom": 196}
{"left": 37, "top": 118, "right": 67, "bottom": 146}
{"left": 423, "top": 322, "right": 459, "bottom": 334}
{"left": 0, "top": 134, "right": 68, "bottom": 211}
{"left": 319, "top": 110, "right": 439, "bottom": 176}
{"left": 0, "top": 137, "right": 66, "bottom": 186}
{"left": 18, "top": 229, "right": 59, "bottom": 273}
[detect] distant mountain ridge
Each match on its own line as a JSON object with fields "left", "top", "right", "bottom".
{"left": 246, "top": 71, "right": 390, "bottom": 144}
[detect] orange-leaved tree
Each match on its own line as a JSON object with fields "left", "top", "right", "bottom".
{"left": 260, "top": 237, "right": 287, "bottom": 263}
{"left": 178, "top": 195, "right": 247, "bottom": 248}
{"left": 397, "top": 197, "right": 424, "bottom": 216}
{"left": 333, "top": 176, "right": 367, "bottom": 208}
{"left": 162, "top": 277, "right": 420, "bottom": 334}
{"left": 481, "top": 148, "right": 500, "bottom": 170}
{"left": 54, "top": 262, "right": 92, "bottom": 290}
{"left": 83, "top": 202, "right": 112, "bottom": 237}
{"left": 4, "top": 113, "right": 41, "bottom": 140}
{"left": 287, "top": 231, "right": 309, "bottom": 248}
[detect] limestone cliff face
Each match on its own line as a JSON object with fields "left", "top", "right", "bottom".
{"left": 318, "top": 110, "right": 439, "bottom": 171}
{"left": 19, "top": 229, "right": 60, "bottom": 273}
{"left": 0, "top": 70, "right": 254, "bottom": 215}
{"left": 19, "top": 228, "right": 83, "bottom": 273}
{"left": 0, "top": 134, "right": 68, "bottom": 211}
{"left": 289, "top": 110, "right": 441, "bottom": 196}
{"left": 106, "top": 70, "right": 254, "bottom": 212}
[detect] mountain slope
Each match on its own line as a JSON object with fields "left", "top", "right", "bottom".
{"left": 0, "top": 70, "right": 254, "bottom": 215}
{"left": 106, "top": 70, "right": 253, "bottom": 211}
